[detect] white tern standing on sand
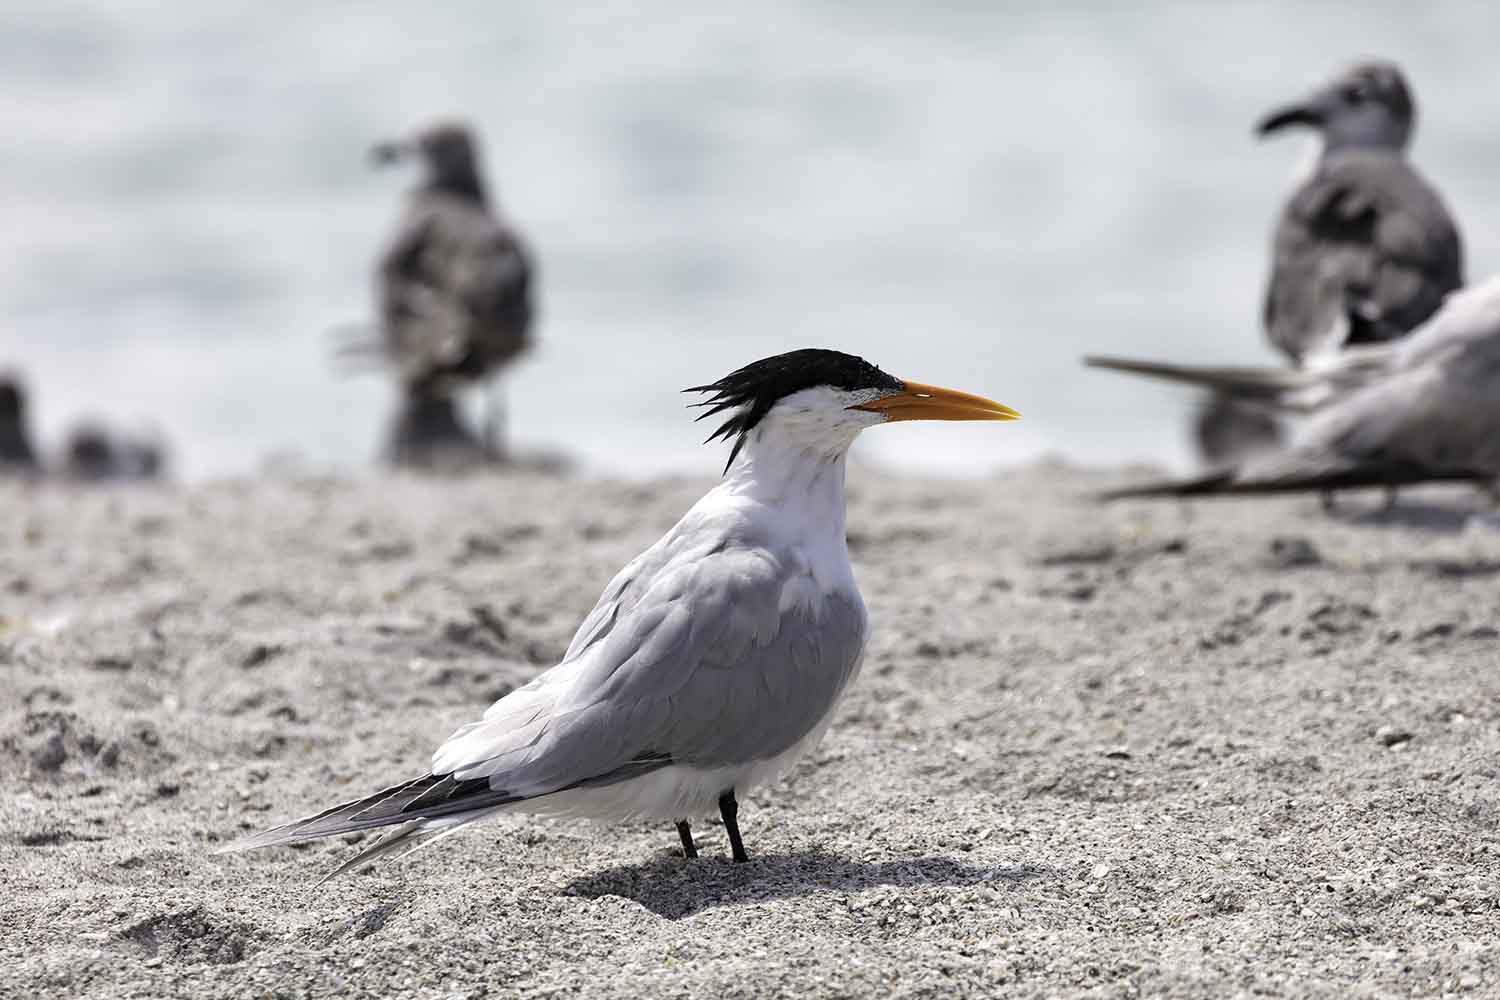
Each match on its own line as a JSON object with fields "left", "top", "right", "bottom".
{"left": 224, "top": 349, "right": 1018, "bottom": 878}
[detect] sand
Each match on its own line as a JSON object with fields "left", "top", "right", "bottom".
{"left": 3, "top": 465, "right": 1499, "bottom": 998}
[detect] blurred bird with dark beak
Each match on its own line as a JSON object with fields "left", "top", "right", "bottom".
{"left": 342, "top": 120, "right": 535, "bottom": 471}
{"left": 1091, "top": 61, "right": 1464, "bottom": 501}
{"left": 1255, "top": 60, "right": 1460, "bottom": 366}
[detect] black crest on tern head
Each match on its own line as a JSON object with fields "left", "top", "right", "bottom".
{"left": 684, "top": 349, "right": 903, "bottom": 469}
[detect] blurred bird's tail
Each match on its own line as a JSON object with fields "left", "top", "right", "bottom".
{"left": 1084, "top": 355, "right": 1315, "bottom": 401}
{"left": 328, "top": 321, "right": 388, "bottom": 375}
{"left": 1098, "top": 470, "right": 1238, "bottom": 501}
{"left": 1085, "top": 350, "right": 1393, "bottom": 414}
{"left": 1100, "top": 466, "right": 1485, "bottom": 501}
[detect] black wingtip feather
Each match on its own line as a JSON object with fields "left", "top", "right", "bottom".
{"left": 219, "top": 773, "right": 528, "bottom": 853}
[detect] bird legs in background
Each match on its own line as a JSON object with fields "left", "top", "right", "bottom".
{"left": 386, "top": 388, "right": 493, "bottom": 471}
{"left": 482, "top": 380, "right": 510, "bottom": 462}
{"left": 675, "top": 820, "right": 698, "bottom": 859}
{"left": 719, "top": 790, "right": 749, "bottom": 863}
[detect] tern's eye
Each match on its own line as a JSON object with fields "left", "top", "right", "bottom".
{"left": 1342, "top": 84, "right": 1371, "bottom": 105}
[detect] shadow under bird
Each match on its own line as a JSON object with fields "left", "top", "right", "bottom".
{"left": 1157, "top": 61, "right": 1464, "bottom": 465}
{"left": 344, "top": 120, "right": 535, "bottom": 468}
{"left": 223, "top": 349, "right": 1018, "bottom": 878}
{"left": 1096, "top": 275, "right": 1500, "bottom": 501}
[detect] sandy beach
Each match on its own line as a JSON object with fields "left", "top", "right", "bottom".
{"left": 3, "top": 465, "right": 1498, "bottom": 998}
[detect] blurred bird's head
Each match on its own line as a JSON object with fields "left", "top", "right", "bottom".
{"left": 371, "top": 120, "right": 485, "bottom": 198}
{"left": 686, "top": 349, "right": 1018, "bottom": 469}
{"left": 1256, "top": 61, "right": 1414, "bottom": 153}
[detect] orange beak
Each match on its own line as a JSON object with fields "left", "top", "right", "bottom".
{"left": 849, "top": 380, "right": 1020, "bottom": 423}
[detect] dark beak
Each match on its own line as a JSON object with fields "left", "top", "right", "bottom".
{"left": 1254, "top": 80, "right": 1342, "bottom": 139}
{"left": 1255, "top": 101, "right": 1325, "bottom": 137}
{"left": 368, "top": 139, "right": 411, "bottom": 167}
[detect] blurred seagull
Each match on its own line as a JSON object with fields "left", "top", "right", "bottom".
{"left": 224, "top": 349, "right": 1018, "bottom": 877}
{"left": 1094, "top": 61, "right": 1464, "bottom": 471}
{"left": 1256, "top": 60, "right": 1462, "bottom": 366}
{"left": 1099, "top": 276, "right": 1500, "bottom": 502}
{"left": 341, "top": 120, "right": 535, "bottom": 468}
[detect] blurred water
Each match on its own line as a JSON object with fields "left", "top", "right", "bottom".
{"left": 2, "top": 2, "right": 1498, "bottom": 480}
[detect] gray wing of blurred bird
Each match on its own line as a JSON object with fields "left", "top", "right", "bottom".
{"left": 1264, "top": 151, "right": 1463, "bottom": 366}
{"left": 368, "top": 193, "right": 534, "bottom": 393}
{"left": 1101, "top": 277, "right": 1500, "bottom": 499}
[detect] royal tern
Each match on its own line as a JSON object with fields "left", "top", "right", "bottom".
{"left": 342, "top": 120, "right": 535, "bottom": 468}
{"left": 225, "top": 349, "right": 1018, "bottom": 876}
{"left": 1100, "top": 276, "right": 1500, "bottom": 501}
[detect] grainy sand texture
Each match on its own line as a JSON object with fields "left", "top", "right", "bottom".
{"left": 3, "top": 466, "right": 1499, "bottom": 998}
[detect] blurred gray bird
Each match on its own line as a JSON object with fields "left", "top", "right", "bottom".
{"left": 345, "top": 121, "right": 535, "bottom": 468}
{"left": 0, "top": 373, "right": 40, "bottom": 474}
{"left": 223, "top": 349, "right": 1018, "bottom": 878}
{"left": 1256, "top": 60, "right": 1462, "bottom": 366}
{"left": 60, "top": 422, "right": 167, "bottom": 482}
{"left": 1097, "top": 61, "right": 1464, "bottom": 471}
{"left": 1099, "top": 275, "right": 1500, "bottom": 501}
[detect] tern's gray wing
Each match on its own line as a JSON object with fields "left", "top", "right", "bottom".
{"left": 433, "top": 538, "right": 868, "bottom": 793}
{"left": 377, "top": 192, "right": 533, "bottom": 390}
{"left": 1265, "top": 151, "right": 1462, "bottom": 365}
{"left": 229, "top": 530, "right": 867, "bottom": 853}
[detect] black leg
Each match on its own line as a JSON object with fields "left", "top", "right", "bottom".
{"left": 675, "top": 819, "right": 698, "bottom": 859}
{"left": 1383, "top": 485, "right": 1400, "bottom": 511}
{"left": 1321, "top": 490, "right": 1337, "bottom": 514}
{"left": 719, "top": 790, "right": 748, "bottom": 863}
